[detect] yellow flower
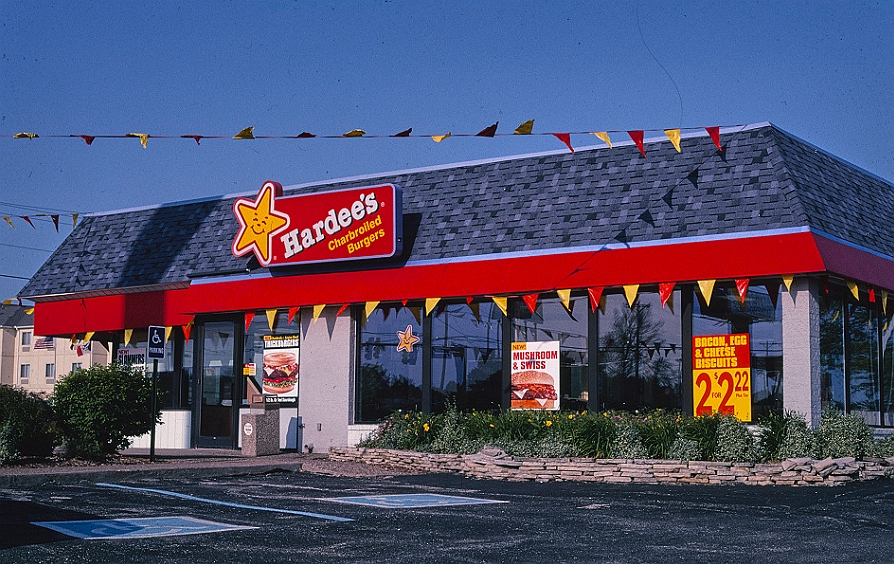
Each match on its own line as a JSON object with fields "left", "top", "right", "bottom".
{"left": 423, "top": 423, "right": 430, "bottom": 432}
{"left": 568, "top": 414, "right": 574, "bottom": 420}
{"left": 603, "top": 412, "right": 608, "bottom": 417}
{"left": 489, "top": 424, "right": 494, "bottom": 428}
{"left": 404, "top": 413, "right": 409, "bottom": 419}
{"left": 544, "top": 420, "right": 553, "bottom": 427}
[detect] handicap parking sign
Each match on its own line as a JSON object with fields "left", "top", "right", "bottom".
{"left": 147, "top": 325, "right": 166, "bottom": 359}
{"left": 32, "top": 516, "right": 256, "bottom": 540}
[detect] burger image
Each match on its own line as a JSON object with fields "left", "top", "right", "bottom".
{"left": 262, "top": 351, "right": 298, "bottom": 394}
{"left": 511, "top": 370, "right": 558, "bottom": 409}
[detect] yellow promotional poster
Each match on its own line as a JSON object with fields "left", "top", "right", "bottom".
{"left": 692, "top": 333, "right": 752, "bottom": 421}
{"left": 262, "top": 334, "right": 300, "bottom": 404}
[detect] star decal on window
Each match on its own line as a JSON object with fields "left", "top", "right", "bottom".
{"left": 232, "top": 181, "right": 291, "bottom": 266}
{"left": 396, "top": 324, "right": 420, "bottom": 353}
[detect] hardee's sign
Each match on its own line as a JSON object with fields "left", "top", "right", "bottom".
{"left": 232, "top": 181, "right": 402, "bottom": 267}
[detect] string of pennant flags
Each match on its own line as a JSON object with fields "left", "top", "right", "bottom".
{"left": 4, "top": 121, "right": 736, "bottom": 154}
{"left": 1, "top": 213, "right": 79, "bottom": 231}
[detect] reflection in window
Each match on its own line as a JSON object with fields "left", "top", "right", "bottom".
{"left": 243, "top": 311, "right": 299, "bottom": 406}
{"left": 116, "top": 330, "right": 188, "bottom": 409}
{"left": 432, "top": 301, "right": 502, "bottom": 413}
{"left": 512, "top": 296, "right": 588, "bottom": 411}
{"left": 357, "top": 306, "right": 423, "bottom": 422}
{"left": 848, "top": 303, "right": 880, "bottom": 425}
{"left": 883, "top": 310, "right": 894, "bottom": 426}
{"left": 820, "top": 292, "right": 846, "bottom": 412}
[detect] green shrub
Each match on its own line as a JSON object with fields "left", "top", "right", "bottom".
{"left": 629, "top": 410, "right": 681, "bottom": 459}
{"left": 610, "top": 423, "right": 649, "bottom": 459}
{"left": 713, "top": 416, "right": 756, "bottom": 462}
{"left": 816, "top": 410, "right": 874, "bottom": 459}
{"left": 755, "top": 411, "right": 788, "bottom": 462}
{"left": 53, "top": 364, "right": 160, "bottom": 460}
{"left": 565, "top": 413, "right": 616, "bottom": 458}
{"left": 0, "top": 385, "right": 56, "bottom": 464}
{"left": 668, "top": 436, "right": 701, "bottom": 460}
{"left": 874, "top": 435, "right": 894, "bottom": 457}
{"left": 677, "top": 414, "right": 721, "bottom": 461}
{"left": 776, "top": 412, "right": 818, "bottom": 460}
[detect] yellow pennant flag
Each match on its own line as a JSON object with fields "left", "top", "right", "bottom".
{"left": 664, "top": 129, "right": 682, "bottom": 152}
{"left": 557, "top": 289, "right": 572, "bottom": 311}
{"left": 623, "top": 284, "right": 639, "bottom": 308}
{"left": 14, "top": 132, "right": 38, "bottom": 139}
{"left": 83, "top": 331, "right": 94, "bottom": 342}
{"left": 514, "top": 119, "right": 534, "bottom": 135}
{"left": 847, "top": 280, "right": 860, "bottom": 301}
{"left": 164, "top": 327, "right": 172, "bottom": 342}
{"left": 233, "top": 126, "right": 255, "bottom": 139}
{"left": 313, "top": 304, "right": 326, "bottom": 322}
{"left": 25, "top": 307, "right": 34, "bottom": 315}
{"left": 425, "top": 297, "right": 441, "bottom": 315}
{"left": 592, "top": 131, "right": 612, "bottom": 148}
{"left": 72, "top": 213, "right": 79, "bottom": 228}
{"left": 266, "top": 308, "right": 278, "bottom": 330}
{"left": 781, "top": 275, "right": 794, "bottom": 292}
{"left": 432, "top": 132, "right": 452, "bottom": 143}
{"left": 492, "top": 296, "right": 508, "bottom": 316}
{"left": 3, "top": 217, "right": 14, "bottom": 229}
{"left": 126, "top": 133, "right": 150, "bottom": 148}
{"left": 698, "top": 280, "right": 716, "bottom": 307}
{"left": 124, "top": 329, "right": 133, "bottom": 347}
{"left": 343, "top": 129, "right": 366, "bottom": 137}
{"left": 882, "top": 290, "right": 888, "bottom": 315}
{"left": 364, "top": 301, "right": 379, "bottom": 320}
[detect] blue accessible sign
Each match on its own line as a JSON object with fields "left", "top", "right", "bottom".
{"left": 147, "top": 325, "right": 166, "bottom": 359}
{"left": 32, "top": 516, "right": 256, "bottom": 539}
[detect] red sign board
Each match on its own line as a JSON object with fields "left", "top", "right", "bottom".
{"left": 232, "top": 181, "right": 402, "bottom": 267}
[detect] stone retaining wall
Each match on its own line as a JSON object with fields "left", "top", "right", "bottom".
{"left": 329, "top": 447, "right": 894, "bottom": 486}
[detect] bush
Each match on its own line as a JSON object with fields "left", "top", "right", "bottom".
{"left": 875, "top": 435, "right": 894, "bottom": 457}
{"left": 776, "top": 412, "right": 818, "bottom": 460}
{"left": 0, "top": 385, "right": 56, "bottom": 464}
{"left": 816, "top": 410, "right": 874, "bottom": 459}
{"left": 713, "top": 416, "right": 756, "bottom": 462}
{"left": 53, "top": 364, "right": 160, "bottom": 460}
{"left": 755, "top": 411, "right": 788, "bottom": 462}
{"left": 677, "top": 414, "right": 721, "bottom": 461}
{"left": 610, "top": 423, "right": 649, "bottom": 459}
{"left": 631, "top": 410, "right": 681, "bottom": 460}
{"left": 565, "top": 413, "right": 616, "bottom": 458}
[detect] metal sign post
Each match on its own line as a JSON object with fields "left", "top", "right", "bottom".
{"left": 147, "top": 326, "right": 166, "bottom": 463}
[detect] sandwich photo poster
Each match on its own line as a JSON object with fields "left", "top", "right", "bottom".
{"left": 510, "top": 340, "right": 560, "bottom": 410}
{"left": 261, "top": 334, "right": 300, "bottom": 404}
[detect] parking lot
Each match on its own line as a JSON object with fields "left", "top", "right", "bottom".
{"left": 2, "top": 469, "right": 893, "bottom": 563}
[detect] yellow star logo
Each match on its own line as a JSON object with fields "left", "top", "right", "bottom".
{"left": 232, "top": 181, "right": 290, "bottom": 266}
{"left": 396, "top": 324, "right": 420, "bottom": 353}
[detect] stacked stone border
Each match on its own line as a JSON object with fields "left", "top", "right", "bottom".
{"left": 329, "top": 447, "right": 894, "bottom": 486}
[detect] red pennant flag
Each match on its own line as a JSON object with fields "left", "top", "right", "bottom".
{"left": 705, "top": 126, "right": 722, "bottom": 151}
{"left": 244, "top": 312, "right": 255, "bottom": 331}
{"left": 587, "top": 287, "right": 604, "bottom": 312}
{"left": 51, "top": 215, "right": 59, "bottom": 231}
{"left": 628, "top": 130, "right": 646, "bottom": 156}
{"left": 181, "top": 135, "right": 203, "bottom": 145}
{"left": 552, "top": 133, "right": 574, "bottom": 153}
{"left": 335, "top": 303, "right": 349, "bottom": 316}
{"left": 466, "top": 296, "right": 474, "bottom": 305}
{"left": 736, "top": 279, "right": 750, "bottom": 303}
{"left": 869, "top": 288, "right": 876, "bottom": 303}
{"left": 182, "top": 322, "right": 192, "bottom": 342}
{"left": 659, "top": 282, "right": 675, "bottom": 308}
{"left": 296, "top": 132, "right": 316, "bottom": 138}
{"left": 821, "top": 277, "right": 829, "bottom": 294}
{"left": 476, "top": 122, "right": 498, "bottom": 137}
{"left": 392, "top": 128, "right": 412, "bottom": 137}
{"left": 287, "top": 306, "right": 299, "bottom": 323}
{"left": 20, "top": 216, "right": 35, "bottom": 228}
{"left": 765, "top": 283, "right": 780, "bottom": 310}
{"left": 401, "top": 299, "right": 409, "bottom": 307}
{"left": 523, "top": 293, "right": 539, "bottom": 314}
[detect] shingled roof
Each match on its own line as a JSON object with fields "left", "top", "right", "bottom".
{"left": 20, "top": 122, "right": 894, "bottom": 300}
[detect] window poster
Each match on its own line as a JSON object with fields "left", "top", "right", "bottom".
{"left": 117, "top": 348, "right": 146, "bottom": 370}
{"left": 262, "top": 334, "right": 300, "bottom": 404}
{"left": 692, "top": 333, "right": 752, "bottom": 421}
{"left": 510, "top": 341, "right": 560, "bottom": 410}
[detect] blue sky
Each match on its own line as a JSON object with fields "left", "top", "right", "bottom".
{"left": 1, "top": 1, "right": 892, "bottom": 301}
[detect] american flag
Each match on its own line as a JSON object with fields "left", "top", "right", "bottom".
{"left": 33, "top": 336, "right": 55, "bottom": 350}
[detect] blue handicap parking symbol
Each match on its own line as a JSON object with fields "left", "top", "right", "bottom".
{"left": 327, "top": 493, "right": 506, "bottom": 509}
{"left": 31, "top": 516, "right": 256, "bottom": 540}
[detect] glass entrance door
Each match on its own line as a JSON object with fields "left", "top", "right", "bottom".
{"left": 197, "top": 320, "right": 238, "bottom": 447}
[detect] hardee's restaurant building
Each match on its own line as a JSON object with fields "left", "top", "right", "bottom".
{"left": 20, "top": 124, "right": 894, "bottom": 451}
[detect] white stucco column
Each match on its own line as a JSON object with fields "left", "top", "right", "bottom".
{"left": 298, "top": 307, "right": 354, "bottom": 451}
{"left": 781, "top": 277, "right": 823, "bottom": 427}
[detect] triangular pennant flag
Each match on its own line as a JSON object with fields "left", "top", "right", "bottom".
{"left": 72, "top": 213, "right": 79, "bottom": 228}
{"left": 233, "top": 126, "right": 255, "bottom": 139}
{"left": 614, "top": 228, "right": 629, "bottom": 245}
{"left": 647, "top": 349, "right": 655, "bottom": 360}
{"left": 288, "top": 306, "right": 299, "bottom": 324}
{"left": 164, "top": 327, "right": 172, "bottom": 342}
{"left": 869, "top": 288, "right": 876, "bottom": 303}
{"left": 468, "top": 301, "right": 481, "bottom": 322}
{"left": 623, "top": 284, "right": 639, "bottom": 308}
{"left": 382, "top": 306, "right": 391, "bottom": 322}
{"left": 552, "top": 133, "right": 574, "bottom": 153}
{"left": 476, "top": 122, "right": 498, "bottom": 137}
{"left": 425, "top": 297, "right": 441, "bottom": 315}
{"left": 465, "top": 296, "right": 473, "bottom": 305}
{"left": 24, "top": 306, "right": 33, "bottom": 315}
{"left": 557, "top": 289, "right": 572, "bottom": 311}
{"left": 781, "top": 275, "right": 794, "bottom": 292}
{"left": 401, "top": 299, "right": 409, "bottom": 307}
{"left": 697, "top": 279, "right": 716, "bottom": 307}
{"left": 735, "top": 279, "right": 750, "bottom": 304}
{"left": 70, "top": 334, "right": 77, "bottom": 347}
{"left": 244, "top": 312, "right": 255, "bottom": 331}
{"left": 336, "top": 304, "right": 350, "bottom": 317}
{"left": 364, "top": 301, "right": 379, "bottom": 320}
{"left": 705, "top": 126, "right": 722, "bottom": 151}
{"left": 664, "top": 128, "right": 682, "bottom": 152}
{"left": 847, "top": 280, "right": 860, "bottom": 301}
{"left": 409, "top": 306, "right": 422, "bottom": 325}
{"left": 343, "top": 129, "right": 366, "bottom": 137}
{"left": 313, "top": 304, "right": 326, "bottom": 322}
{"left": 182, "top": 319, "right": 193, "bottom": 342}
{"left": 392, "top": 128, "right": 412, "bottom": 137}
{"left": 182, "top": 134, "right": 202, "bottom": 145}
{"left": 50, "top": 214, "right": 59, "bottom": 231}
{"left": 821, "top": 277, "right": 829, "bottom": 294}
{"left": 20, "top": 216, "right": 35, "bottom": 228}
{"left": 124, "top": 329, "right": 133, "bottom": 347}
{"left": 492, "top": 296, "right": 508, "bottom": 316}
{"left": 592, "top": 131, "right": 612, "bottom": 148}
{"left": 126, "top": 133, "right": 149, "bottom": 148}
{"left": 587, "top": 287, "right": 604, "bottom": 312}
{"left": 883, "top": 290, "right": 889, "bottom": 315}
{"left": 296, "top": 132, "right": 316, "bottom": 138}
{"left": 79, "top": 135, "right": 96, "bottom": 145}
{"left": 3, "top": 217, "right": 14, "bottom": 229}
{"left": 659, "top": 282, "right": 675, "bottom": 308}
{"left": 14, "top": 132, "right": 38, "bottom": 139}
{"left": 628, "top": 130, "right": 646, "bottom": 156}
{"left": 514, "top": 119, "right": 534, "bottom": 135}
{"left": 765, "top": 283, "right": 780, "bottom": 310}
{"left": 661, "top": 188, "right": 675, "bottom": 208}
{"left": 522, "top": 293, "right": 539, "bottom": 314}
{"left": 84, "top": 331, "right": 95, "bottom": 342}
{"left": 638, "top": 209, "right": 655, "bottom": 227}
{"left": 266, "top": 308, "right": 277, "bottom": 330}
{"left": 432, "top": 132, "right": 451, "bottom": 142}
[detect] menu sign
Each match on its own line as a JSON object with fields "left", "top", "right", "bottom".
{"left": 262, "top": 334, "right": 300, "bottom": 404}
{"left": 232, "top": 181, "right": 402, "bottom": 267}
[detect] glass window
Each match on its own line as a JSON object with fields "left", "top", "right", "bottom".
{"left": 243, "top": 311, "right": 299, "bottom": 406}
{"left": 116, "top": 329, "right": 187, "bottom": 409}
{"left": 820, "top": 291, "right": 846, "bottom": 412}
{"left": 21, "top": 331, "right": 31, "bottom": 347}
{"left": 19, "top": 364, "right": 30, "bottom": 385}
{"left": 598, "top": 290, "right": 683, "bottom": 412}
{"left": 432, "top": 301, "right": 502, "bottom": 413}
{"left": 512, "top": 295, "right": 588, "bottom": 411}
{"left": 847, "top": 302, "right": 881, "bottom": 425}
{"left": 71, "top": 362, "right": 83, "bottom": 372}
{"left": 45, "top": 363, "right": 55, "bottom": 384}
{"left": 883, "top": 309, "right": 894, "bottom": 426}
{"left": 357, "top": 305, "right": 424, "bottom": 422}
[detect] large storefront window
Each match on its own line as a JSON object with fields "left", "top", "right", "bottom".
{"left": 432, "top": 301, "right": 502, "bottom": 413}
{"left": 512, "top": 295, "right": 588, "bottom": 411}
{"left": 115, "top": 329, "right": 190, "bottom": 409}
{"left": 598, "top": 291, "right": 683, "bottom": 412}
{"left": 244, "top": 311, "right": 300, "bottom": 406}
{"left": 820, "top": 292, "right": 846, "bottom": 412}
{"left": 884, "top": 309, "right": 894, "bottom": 426}
{"left": 693, "top": 284, "right": 783, "bottom": 421}
{"left": 357, "top": 306, "right": 424, "bottom": 422}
